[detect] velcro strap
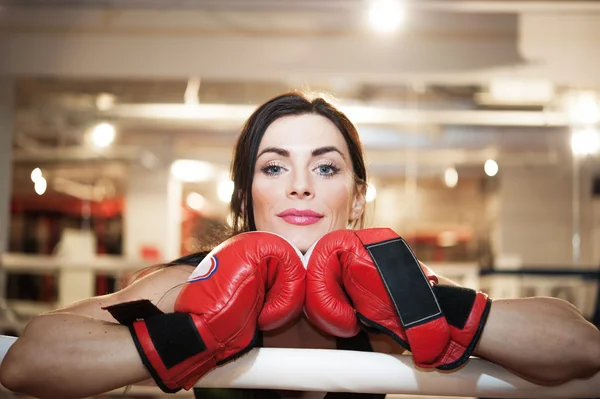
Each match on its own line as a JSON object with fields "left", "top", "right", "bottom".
{"left": 432, "top": 285, "right": 476, "bottom": 329}
{"left": 364, "top": 237, "right": 442, "bottom": 328}
{"left": 104, "top": 299, "right": 164, "bottom": 325}
{"left": 141, "top": 312, "right": 207, "bottom": 369}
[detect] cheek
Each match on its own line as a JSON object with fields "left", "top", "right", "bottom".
{"left": 318, "top": 180, "right": 354, "bottom": 214}
{"left": 251, "top": 178, "right": 276, "bottom": 222}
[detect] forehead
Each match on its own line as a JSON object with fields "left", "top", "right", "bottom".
{"left": 259, "top": 114, "right": 349, "bottom": 151}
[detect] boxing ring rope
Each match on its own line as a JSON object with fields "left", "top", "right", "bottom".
{"left": 0, "top": 335, "right": 598, "bottom": 398}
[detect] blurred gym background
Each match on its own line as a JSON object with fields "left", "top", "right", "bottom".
{"left": 0, "top": 1, "right": 600, "bottom": 397}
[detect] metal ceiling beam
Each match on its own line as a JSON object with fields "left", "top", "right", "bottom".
{"left": 12, "top": 145, "right": 157, "bottom": 165}
{"left": 102, "top": 103, "right": 573, "bottom": 127}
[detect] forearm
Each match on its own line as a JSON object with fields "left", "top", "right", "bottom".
{"left": 474, "top": 297, "right": 600, "bottom": 385}
{"left": 0, "top": 313, "right": 149, "bottom": 399}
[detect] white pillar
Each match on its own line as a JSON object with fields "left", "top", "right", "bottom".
{"left": 124, "top": 163, "right": 182, "bottom": 262}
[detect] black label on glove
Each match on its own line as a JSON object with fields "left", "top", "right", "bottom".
{"left": 366, "top": 238, "right": 442, "bottom": 328}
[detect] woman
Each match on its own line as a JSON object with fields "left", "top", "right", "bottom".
{"left": 0, "top": 92, "right": 599, "bottom": 399}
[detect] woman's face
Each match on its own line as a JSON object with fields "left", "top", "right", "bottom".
{"left": 251, "top": 114, "right": 364, "bottom": 252}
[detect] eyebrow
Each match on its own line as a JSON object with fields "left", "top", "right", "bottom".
{"left": 257, "top": 146, "right": 345, "bottom": 160}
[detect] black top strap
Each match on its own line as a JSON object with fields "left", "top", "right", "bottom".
{"left": 167, "top": 250, "right": 211, "bottom": 267}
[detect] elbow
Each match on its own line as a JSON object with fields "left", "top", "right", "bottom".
{"left": 0, "top": 344, "right": 28, "bottom": 394}
{"left": 568, "top": 316, "right": 600, "bottom": 382}
{"left": 0, "top": 317, "right": 47, "bottom": 395}
{"left": 538, "top": 321, "right": 600, "bottom": 385}
{"left": 578, "top": 327, "right": 600, "bottom": 380}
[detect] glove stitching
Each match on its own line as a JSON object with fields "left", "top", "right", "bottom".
{"left": 221, "top": 280, "right": 264, "bottom": 355}
{"left": 347, "top": 272, "right": 399, "bottom": 322}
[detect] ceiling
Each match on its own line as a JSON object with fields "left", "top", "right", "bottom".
{"left": 2, "top": 1, "right": 600, "bottom": 200}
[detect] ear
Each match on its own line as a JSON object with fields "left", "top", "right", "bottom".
{"left": 349, "top": 184, "right": 367, "bottom": 222}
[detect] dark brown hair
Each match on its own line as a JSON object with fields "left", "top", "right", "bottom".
{"left": 230, "top": 92, "right": 368, "bottom": 234}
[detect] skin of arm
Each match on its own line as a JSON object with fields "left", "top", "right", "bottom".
{"left": 436, "top": 275, "right": 600, "bottom": 385}
{"left": 0, "top": 265, "right": 194, "bottom": 399}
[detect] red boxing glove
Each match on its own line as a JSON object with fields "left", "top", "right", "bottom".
{"left": 105, "top": 232, "right": 306, "bottom": 392}
{"left": 305, "top": 228, "right": 491, "bottom": 370}
{"left": 305, "top": 228, "right": 449, "bottom": 368}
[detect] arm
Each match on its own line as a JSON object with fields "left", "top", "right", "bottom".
{"left": 0, "top": 265, "right": 194, "bottom": 399}
{"left": 437, "top": 275, "right": 600, "bottom": 385}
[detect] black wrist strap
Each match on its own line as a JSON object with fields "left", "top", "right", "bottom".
{"left": 105, "top": 300, "right": 208, "bottom": 393}
{"left": 432, "top": 285, "right": 477, "bottom": 329}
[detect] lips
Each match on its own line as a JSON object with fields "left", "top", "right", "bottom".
{"left": 276, "top": 209, "right": 324, "bottom": 226}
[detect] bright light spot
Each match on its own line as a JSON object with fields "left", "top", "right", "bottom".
{"left": 366, "top": 183, "right": 377, "bottom": 202}
{"left": 95, "top": 93, "right": 115, "bottom": 111}
{"left": 226, "top": 214, "right": 234, "bottom": 227}
{"left": 488, "top": 78, "right": 554, "bottom": 104}
{"left": 564, "top": 91, "right": 600, "bottom": 125}
{"left": 444, "top": 167, "right": 458, "bottom": 188}
{"left": 31, "top": 167, "right": 42, "bottom": 183}
{"left": 571, "top": 127, "right": 600, "bottom": 156}
{"left": 171, "top": 160, "right": 214, "bottom": 182}
{"left": 484, "top": 159, "right": 499, "bottom": 177}
{"left": 34, "top": 176, "right": 47, "bottom": 195}
{"left": 368, "top": 0, "right": 405, "bottom": 34}
{"left": 186, "top": 192, "right": 206, "bottom": 211}
{"left": 217, "top": 179, "right": 235, "bottom": 203}
{"left": 91, "top": 122, "right": 116, "bottom": 148}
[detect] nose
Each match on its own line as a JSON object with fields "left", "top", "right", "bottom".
{"left": 287, "top": 169, "right": 314, "bottom": 199}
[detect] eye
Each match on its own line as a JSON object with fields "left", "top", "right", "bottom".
{"left": 314, "top": 162, "right": 341, "bottom": 177}
{"left": 261, "top": 163, "right": 286, "bottom": 176}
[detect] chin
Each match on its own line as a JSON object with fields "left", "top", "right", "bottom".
{"left": 276, "top": 229, "right": 322, "bottom": 253}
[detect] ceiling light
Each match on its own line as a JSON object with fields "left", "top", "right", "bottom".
{"left": 31, "top": 167, "right": 42, "bottom": 183}
{"left": 571, "top": 127, "right": 600, "bottom": 156}
{"left": 444, "top": 167, "right": 458, "bottom": 188}
{"left": 34, "top": 176, "right": 47, "bottom": 195}
{"left": 171, "top": 160, "right": 215, "bottom": 182}
{"left": 95, "top": 93, "right": 115, "bottom": 111}
{"left": 91, "top": 122, "right": 116, "bottom": 148}
{"left": 186, "top": 192, "right": 206, "bottom": 211}
{"left": 217, "top": 179, "right": 235, "bottom": 203}
{"left": 368, "top": 0, "right": 405, "bottom": 34}
{"left": 563, "top": 91, "right": 600, "bottom": 126}
{"left": 487, "top": 78, "right": 554, "bottom": 105}
{"left": 484, "top": 159, "right": 499, "bottom": 177}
